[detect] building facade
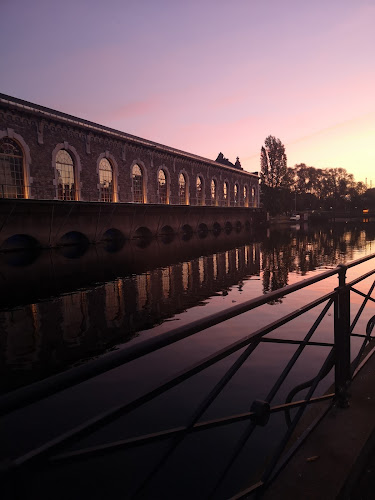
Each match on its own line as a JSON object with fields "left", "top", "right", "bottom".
{"left": 0, "top": 94, "right": 259, "bottom": 207}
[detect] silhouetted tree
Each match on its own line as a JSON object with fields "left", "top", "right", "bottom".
{"left": 260, "top": 136, "right": 289, "bottom": 214}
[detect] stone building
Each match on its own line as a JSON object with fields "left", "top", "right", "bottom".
{"left": 0, "top": 94, "right": 259, "bottom": 207}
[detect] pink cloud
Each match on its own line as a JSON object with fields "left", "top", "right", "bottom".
{"left": 101, "top": 97, "right": 161, "bottom": 122}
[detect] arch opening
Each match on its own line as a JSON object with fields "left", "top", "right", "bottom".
{"left": 0, "top": 138, "right": 25, "bottom": 199}
{"left": 0, "top": 233, "right": 40, "bottom": 266}
{"left": 212, "top": 222, "right": 221, "bottom": 236}
{"left": 56, "top": 150, "right": 76, "bottom": 201}
{"left": 225, "top": 221, "right": 233, "bottom": 235}
{"left": 158, "top": 169, "right": 168, "bottom": 204}
{"left": 101, "top": 228, "right": 125, "bottom": 252}
{"left": 159, "top": 225, "right": 175, "bottom": 244}
{"left": 196, "top": 176, "right": 204, "bottom": 206}
{"left": 57, "top": 231, "right": 89, "bottom": 258}
{"left": 99, "top": 158, "right": 113, "bottom": 202}
{"left": 179, "top": 173, "right": 188, "bottom": 205}
{"left": 223, "top": 181, "right": 229, "bottom": 206}
{"left": 133, "top": 226, "right": 153, "bottom": 240}
{"left": 1, "top": 234, "right": 40, "bottom": 252}
{"left": 181, "top": 224, "right": 193, "bottom": 241}
{"left": 211, "top": 179, "right": 217, "bottom": 206}
{"left": 133, "top": 226, "right": 153, "bottom": 248}
{"left": 198, "top": 223, "right": 209, "bottom": 239}
{"left": 132, "top": 164, "right": 144, "bottom": 203}
{"left": 58, "top": 231, "right": 89, "bottom": 247}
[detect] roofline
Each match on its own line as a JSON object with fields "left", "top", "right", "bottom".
{"left": 0, "top": 93, "right": 258, "bottom": 179}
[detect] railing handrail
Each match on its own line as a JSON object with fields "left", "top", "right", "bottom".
{"left": 1, "top": 252, "right": 375, "bottom": 417}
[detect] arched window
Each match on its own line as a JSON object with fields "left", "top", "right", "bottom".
{"left": 196, "top": 176, "right": 204, "bottom": 206}
{"left": 243, "top": 185, "right": 249, "bottom": 207}
{"left": 158, "top": 169, "right": 168, "bottom": 204}
{"left": 0, "top": 137, "right": 25, "bottom": 199}
{"left": 251, "top": 186, "right": 256, "bottom": 207}
{"left": 132, "top": 164, "right": 144, "bottom": 203}
{"left": 179, "top": 173, "right": 187, "bottom": 205}
{"left": 234, "top": 184, "right": 239, "bottom": 206}
{"left": 211, "top": 179, "right": 217, "bottom": 206}
{"left": 223, "top": 181, "right": 229, "bottom": 206}
{"left": 56, "top": 150, "right": 75, "bottom": 200}
{"left": 99, "top": 158, "right": 113, "bottom": 202}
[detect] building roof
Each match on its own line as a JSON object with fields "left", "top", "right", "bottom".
{"left": 0, "top": 93, "right": 258, "bottom": 179}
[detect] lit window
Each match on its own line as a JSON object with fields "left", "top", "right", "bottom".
{"left": 0, "top": 138, "right": 25, "bottom": 199}
{"left": 234, "top": 184, "right": 239, "bottom": 205}
{"left": 132, "top": 164, "right": 144, "bottom": 203}
{"left": 211, "top": 179, "right": 217, "bottom": 205}
{"left": 158, "top": 169, "right": 168, "bottom": 204}
{"left": 179, "top": 173, "right": 187, "bottom": 204}
{"left": 251, "top": 186, "right": 256, "bottom": 206}
{"left": 244, "top": 185, "right": 249, "bottom": 207}
{"left": 196, "top": 176, "right": 204, "bottom": 206}
{"left": 223, "top": 181, "right": 229, "bottom": 206}
{"left": 99, "top": 158, "right": 113, "bottom": 202}
{"left": 56, "top": 150, "right": 75, "bottom": 200}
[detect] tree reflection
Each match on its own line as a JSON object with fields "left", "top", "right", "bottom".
{"left": 262, "top": 224, "right": 368, "bottom": 298}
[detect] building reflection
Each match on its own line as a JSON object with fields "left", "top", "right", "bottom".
{"left": 0, "top": 234, "right": 261, "bottom": 394}
{"left": 1, "top": 223, "right": 373, "bottom": 394}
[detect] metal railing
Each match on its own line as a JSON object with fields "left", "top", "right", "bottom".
{"left": 2, "top": 253, "right": 375, "bottom": 498}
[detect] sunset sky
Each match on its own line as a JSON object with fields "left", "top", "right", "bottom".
{"left": 1, "top": 0, "right": 374, "bottom": 184}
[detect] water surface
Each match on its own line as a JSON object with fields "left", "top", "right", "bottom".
{"left": 2, "top": 222, "right": 375, "bottom": 498}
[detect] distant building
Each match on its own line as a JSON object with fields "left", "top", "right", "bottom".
{"left": 215, "top": 152, "right": 243, "bottom": 170}
{"left": 0, "top": 94, "right": 259, "bottom": 207}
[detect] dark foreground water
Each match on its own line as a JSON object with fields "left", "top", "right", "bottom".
{"left": 2, "top": 222, "right": 375, "bottom": 499}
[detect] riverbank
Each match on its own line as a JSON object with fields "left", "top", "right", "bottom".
{"left": 263, "top": 343, "right": 375, "bottom": 499}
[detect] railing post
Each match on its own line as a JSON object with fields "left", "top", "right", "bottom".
{"left": 334, "top": 264, "right": 351, "bottom": 407}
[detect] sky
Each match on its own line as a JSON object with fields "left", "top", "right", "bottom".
{"left": 1, "top": 0, "right": 374, "bottom": 184}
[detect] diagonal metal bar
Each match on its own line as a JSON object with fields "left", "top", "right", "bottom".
{"left": 0, "top": 284, "right": 337, "bottom": 416}
{"left": 253, "top": 397, "right": 334, "bottom": 497}
{"left": 348, "top": 280, "right": 375, "bottom": 375}
{"left": 208, "top": 421, "right": 257, "bottom": 499}
{"left": 351, "top": 325, "right": 375, "bottom": 377}
{"left": 349, "top": 280, "right": 375, "bottom": 333}
{"left": 131, "top": 340, "right": 262, "bottom": 499}
{"left": 350, "top": 287, "right": 375, "bottom": 305}
{"left": 267, "top": 298, "right": 333, "bottom": 403}
{"left": 50, "top": 298, "right": 334, "bottom": 500}
{"left": 261, "top": 338, "right": 334, "bottom": 347}
{"left": 207, "top": 299, "right": 333, "bottom": 498}
{"left": 228, "top": 480, "right": 264, "bottom": 500}
{"left": 11, "top": 293, "right": 334, "bottom": 469}
{"left": 351, "top": 333, "right": 375, "bottom": 339}
{"left": 208, "top": 394, "right": 336, "bottom": 497}
{"left": 133, "top": 298, "right": 331, "bottom": 497}
{"left": 51, "top": 394, "right": 334, "bottom": 464}
{"left": 261, "top": 347, "right": 335, "bottom": 488}
{"left": 6, "top": 254, "right": 375, "bottom": 498}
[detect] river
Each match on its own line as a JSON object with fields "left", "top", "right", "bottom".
{"left": 1, "top": 221, "right": 375, "bottom": 498}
